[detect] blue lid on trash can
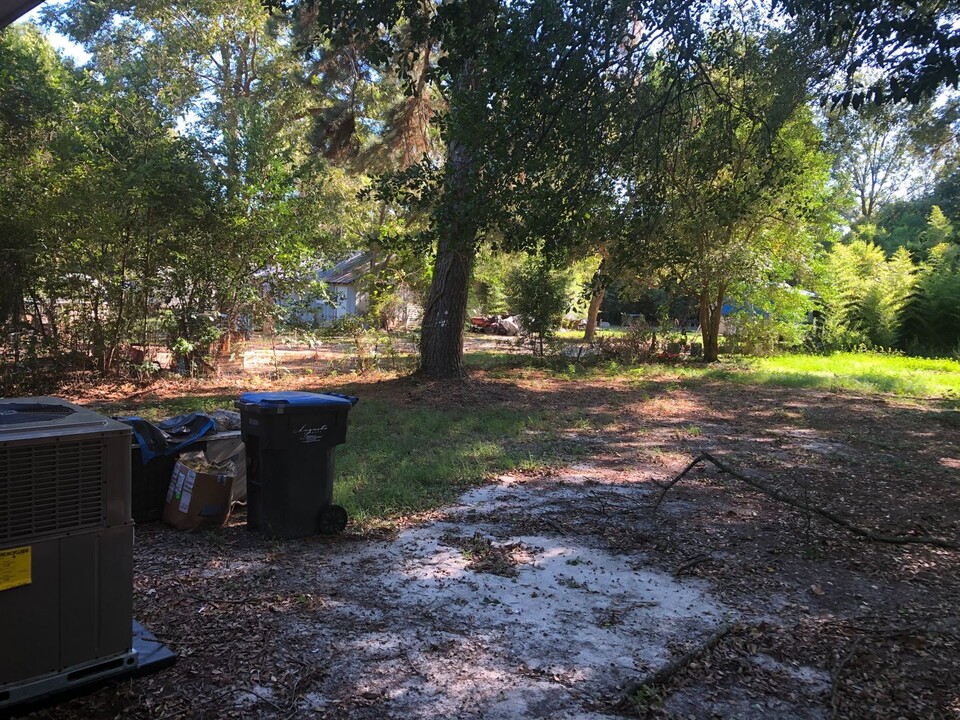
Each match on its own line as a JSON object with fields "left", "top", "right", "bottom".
{"left": 238, "top": 391, "right": 358, "bottom": 408}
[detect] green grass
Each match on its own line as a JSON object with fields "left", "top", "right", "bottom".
{"left": 554, "top": 327, "right": 628, "bottom": 340}
{"left": 124, "top": 395, "right": 237, "bottom": 422}
{"left": 466, "top": 342, "right": 960, "bottom": 399}
{"left": 334, "top": 399, "right": 557, "bottom": 524}
{"left": 702, "top": 352, "right": 960, "bottom": 398}
{"left": 106, "top": 391, "right": 566, "bottom": 526}
{"left": 103, "top": 347, "right": 957, "bottom": 530}
{"left": 464, "top": 351, "right": 537, "bottom": 372}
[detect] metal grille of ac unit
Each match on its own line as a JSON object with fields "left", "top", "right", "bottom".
{"left": 0, "top": 440, "right": 104, "bottom": 542}
{"left": 0, "top": 402, "right": 76, "bottom": 426}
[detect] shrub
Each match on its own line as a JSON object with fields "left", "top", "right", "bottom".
{"left": 506, "top": 255, "right": 569, "bottom": 357}
{"left": 901, "top": 243, "right": 960, "bottom": 354}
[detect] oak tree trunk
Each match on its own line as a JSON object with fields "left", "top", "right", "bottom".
{"left": 583, "top": 258, "right": 608, "bottom": 343}
{"left": 699, "top": 284, "right": 726, "bottom": 363}
{"left": 418, "top": 137, "right": 477, "bottom": 378}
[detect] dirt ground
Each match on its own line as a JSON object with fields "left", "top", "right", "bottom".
{"left": 18, "top": 355, "right": 960, "bottom": 720}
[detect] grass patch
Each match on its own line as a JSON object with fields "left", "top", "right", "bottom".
{"left": 101, "top": 387, "right": 568, "bottom": 525}
{"left": 333, "top": 398, "right": 554, "bottom": 524}
{"left": 97, "top": 347, "right": 957, "bottom": 533}
{"left": 464, "top": 351, "right": 536, "bottom": 372}
{"left": 703, "top": 352, "right": 960, "bottom": 398}
{"left": 123, "top": 395, "right": 237, "bottom": 421}
{"left": 465, "top": 342, "right": 960, "bottom": 399}
{"left": 554, "top": 327, "right": 628, "bottom": 340}
{"left": 98, "top": 387, "right": 568, "bottom": 527}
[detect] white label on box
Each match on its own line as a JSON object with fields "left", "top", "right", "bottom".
{"left": 178, "top": 469, "right": 197, "bottom": 513}
{"left": 176, "top": 466, "right": 188, "bottom": 495}
{"left": 169, "top": 464, "right": 187, "bottom": 503}
{"left": 166, "top": 465, "right": 182, "bottom": 503}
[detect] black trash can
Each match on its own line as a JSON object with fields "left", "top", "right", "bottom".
{"left": 235, "top": 391, "right": 358, "bottom": 539}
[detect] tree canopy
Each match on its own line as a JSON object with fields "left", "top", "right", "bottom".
{"left": 779, "top": 0, "right": 960, "bottom": 105}
{"left": 4, "top": 0, "right": 960, "bottom": 384}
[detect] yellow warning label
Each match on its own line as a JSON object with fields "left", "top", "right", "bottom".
{"left": 0, "top": 546, "right": 31, "bottom": 592}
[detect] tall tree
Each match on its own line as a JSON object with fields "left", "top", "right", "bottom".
{"left": 43, "top": 84, "right": 215, "bottom": 371}
{"left": 0, "top": 24, "right": 224, "bottom": 373}
{"left": 779, "top": 0, "right": 960, "bottom": 105}
{"left": 0, "top": 24, "right": 70, "bottom": 330}
{"left": 50, "top": 0, "right": 361, "bottom": 336}
{"left": 618, "top": 29, "right": 833, "bottom": 361}
{"left": 824, "top": 101, "right": 932, "bottom": 220}
{"left": 297, "top": 0, "right": 703, "bottom": 376}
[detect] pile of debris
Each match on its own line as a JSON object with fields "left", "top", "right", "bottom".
{"left": 469, "top": 315, "right": 522, "bottom": 336}
{"left": 119, "top": 410, "right": 246, "bottom": 530}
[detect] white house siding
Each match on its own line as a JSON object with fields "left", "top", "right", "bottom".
{"left": 320, "top": 284, "right": 355, "bottom": 322}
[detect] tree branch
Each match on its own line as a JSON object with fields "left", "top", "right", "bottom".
{"left": 618, "top": 623, "right": 733, "bottom": 707}
{"left": 653, "top": 452, "right": 960, "bottom": 551}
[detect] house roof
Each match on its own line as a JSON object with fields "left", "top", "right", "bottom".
{"left": 1, "top": 0, "right": 44, "bottom": 29}
{"left": 319, "top": 253, "right": 370, "bottom": 285}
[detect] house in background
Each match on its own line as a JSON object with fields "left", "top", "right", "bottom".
{"left": 314, "top": 253, "right": 371, "bottom": 323}
{"left": 300, "top": 253, "right": 423, "bottom": 329}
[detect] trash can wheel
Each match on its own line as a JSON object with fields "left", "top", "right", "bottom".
{"left": 318, "top": 504, "right": 348, "bottom": 535}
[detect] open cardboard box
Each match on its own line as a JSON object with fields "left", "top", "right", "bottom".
{"left": 163, "top": 454, "right": 235, "bottom": 531}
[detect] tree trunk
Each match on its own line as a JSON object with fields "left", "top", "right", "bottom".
{"left": 418, "top": 137, "right": 477, "bottom": 378}
{"left": 105, "top": 241, "right": 129, "bottom": 373}
{"left": 699, "top": 284, "right": 726, "bottom": 362}
{"left": 583, "top": 257, "right": 608, "bottom": 343}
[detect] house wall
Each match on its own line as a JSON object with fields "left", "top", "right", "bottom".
{"left": 292, "top": 283, "right": 356, "bottom": 326}
{"left": 295, "top": 279, "right": 422, "bottom": 329}
{"left": 321, "top": 284, "right": 355, "bottom": 322}
{"left": 355, "top": 287, "right": 368, "bottom": 315}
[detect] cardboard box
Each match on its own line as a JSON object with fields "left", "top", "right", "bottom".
{"left": 163, "top": 453, "right": 235, "bottom": 531}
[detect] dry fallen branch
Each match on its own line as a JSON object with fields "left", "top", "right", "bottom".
{"left": 541, "top": 517, "right": 569, "bottom": 535}
{"left": 618, "top": 622, "right": 733, "bottom": 706}
{"left": 240, "top": 686, "right": 283, "bottom": 712}
{"left": 654, "top": 452, "right": 960, "bottom": 551}
{"left": 830, "top": 638, "right": 862, "bottom": 720}
{"left": 674, "top": 553, "right": 711, "bottom": 575}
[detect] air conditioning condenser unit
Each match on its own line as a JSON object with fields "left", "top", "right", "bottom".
{"left": 0, "top": 397, "right": 137, "bottom": 708}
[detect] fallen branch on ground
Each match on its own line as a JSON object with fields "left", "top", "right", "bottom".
{"left": 830, "top": 637, "right": 862, "bottom": 720}
{"left": 541, "top": 517, "right": 568, "bottom": 535}
{"left": 654, "top": 452, "right": 960, "bottom": 551}
{"left": 674, "top": 553, "right": 711, "bottom": 575}
{"left": 618, "top": 623, "right": 733, "bottom": 707}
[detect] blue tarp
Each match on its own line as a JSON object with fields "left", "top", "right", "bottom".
{"left": 117, "top": 413, "right": 216, "bottom": 463}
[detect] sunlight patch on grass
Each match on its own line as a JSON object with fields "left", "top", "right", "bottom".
{"left": 732, "top": 353, "right": 960, "bottom": 398}
{"left": 466, "top": 342, "right": 960, "bottom": 399}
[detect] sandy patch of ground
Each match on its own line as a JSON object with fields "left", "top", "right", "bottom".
{"left": 274, "top": 475, "right": 739, "bottom": 719}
